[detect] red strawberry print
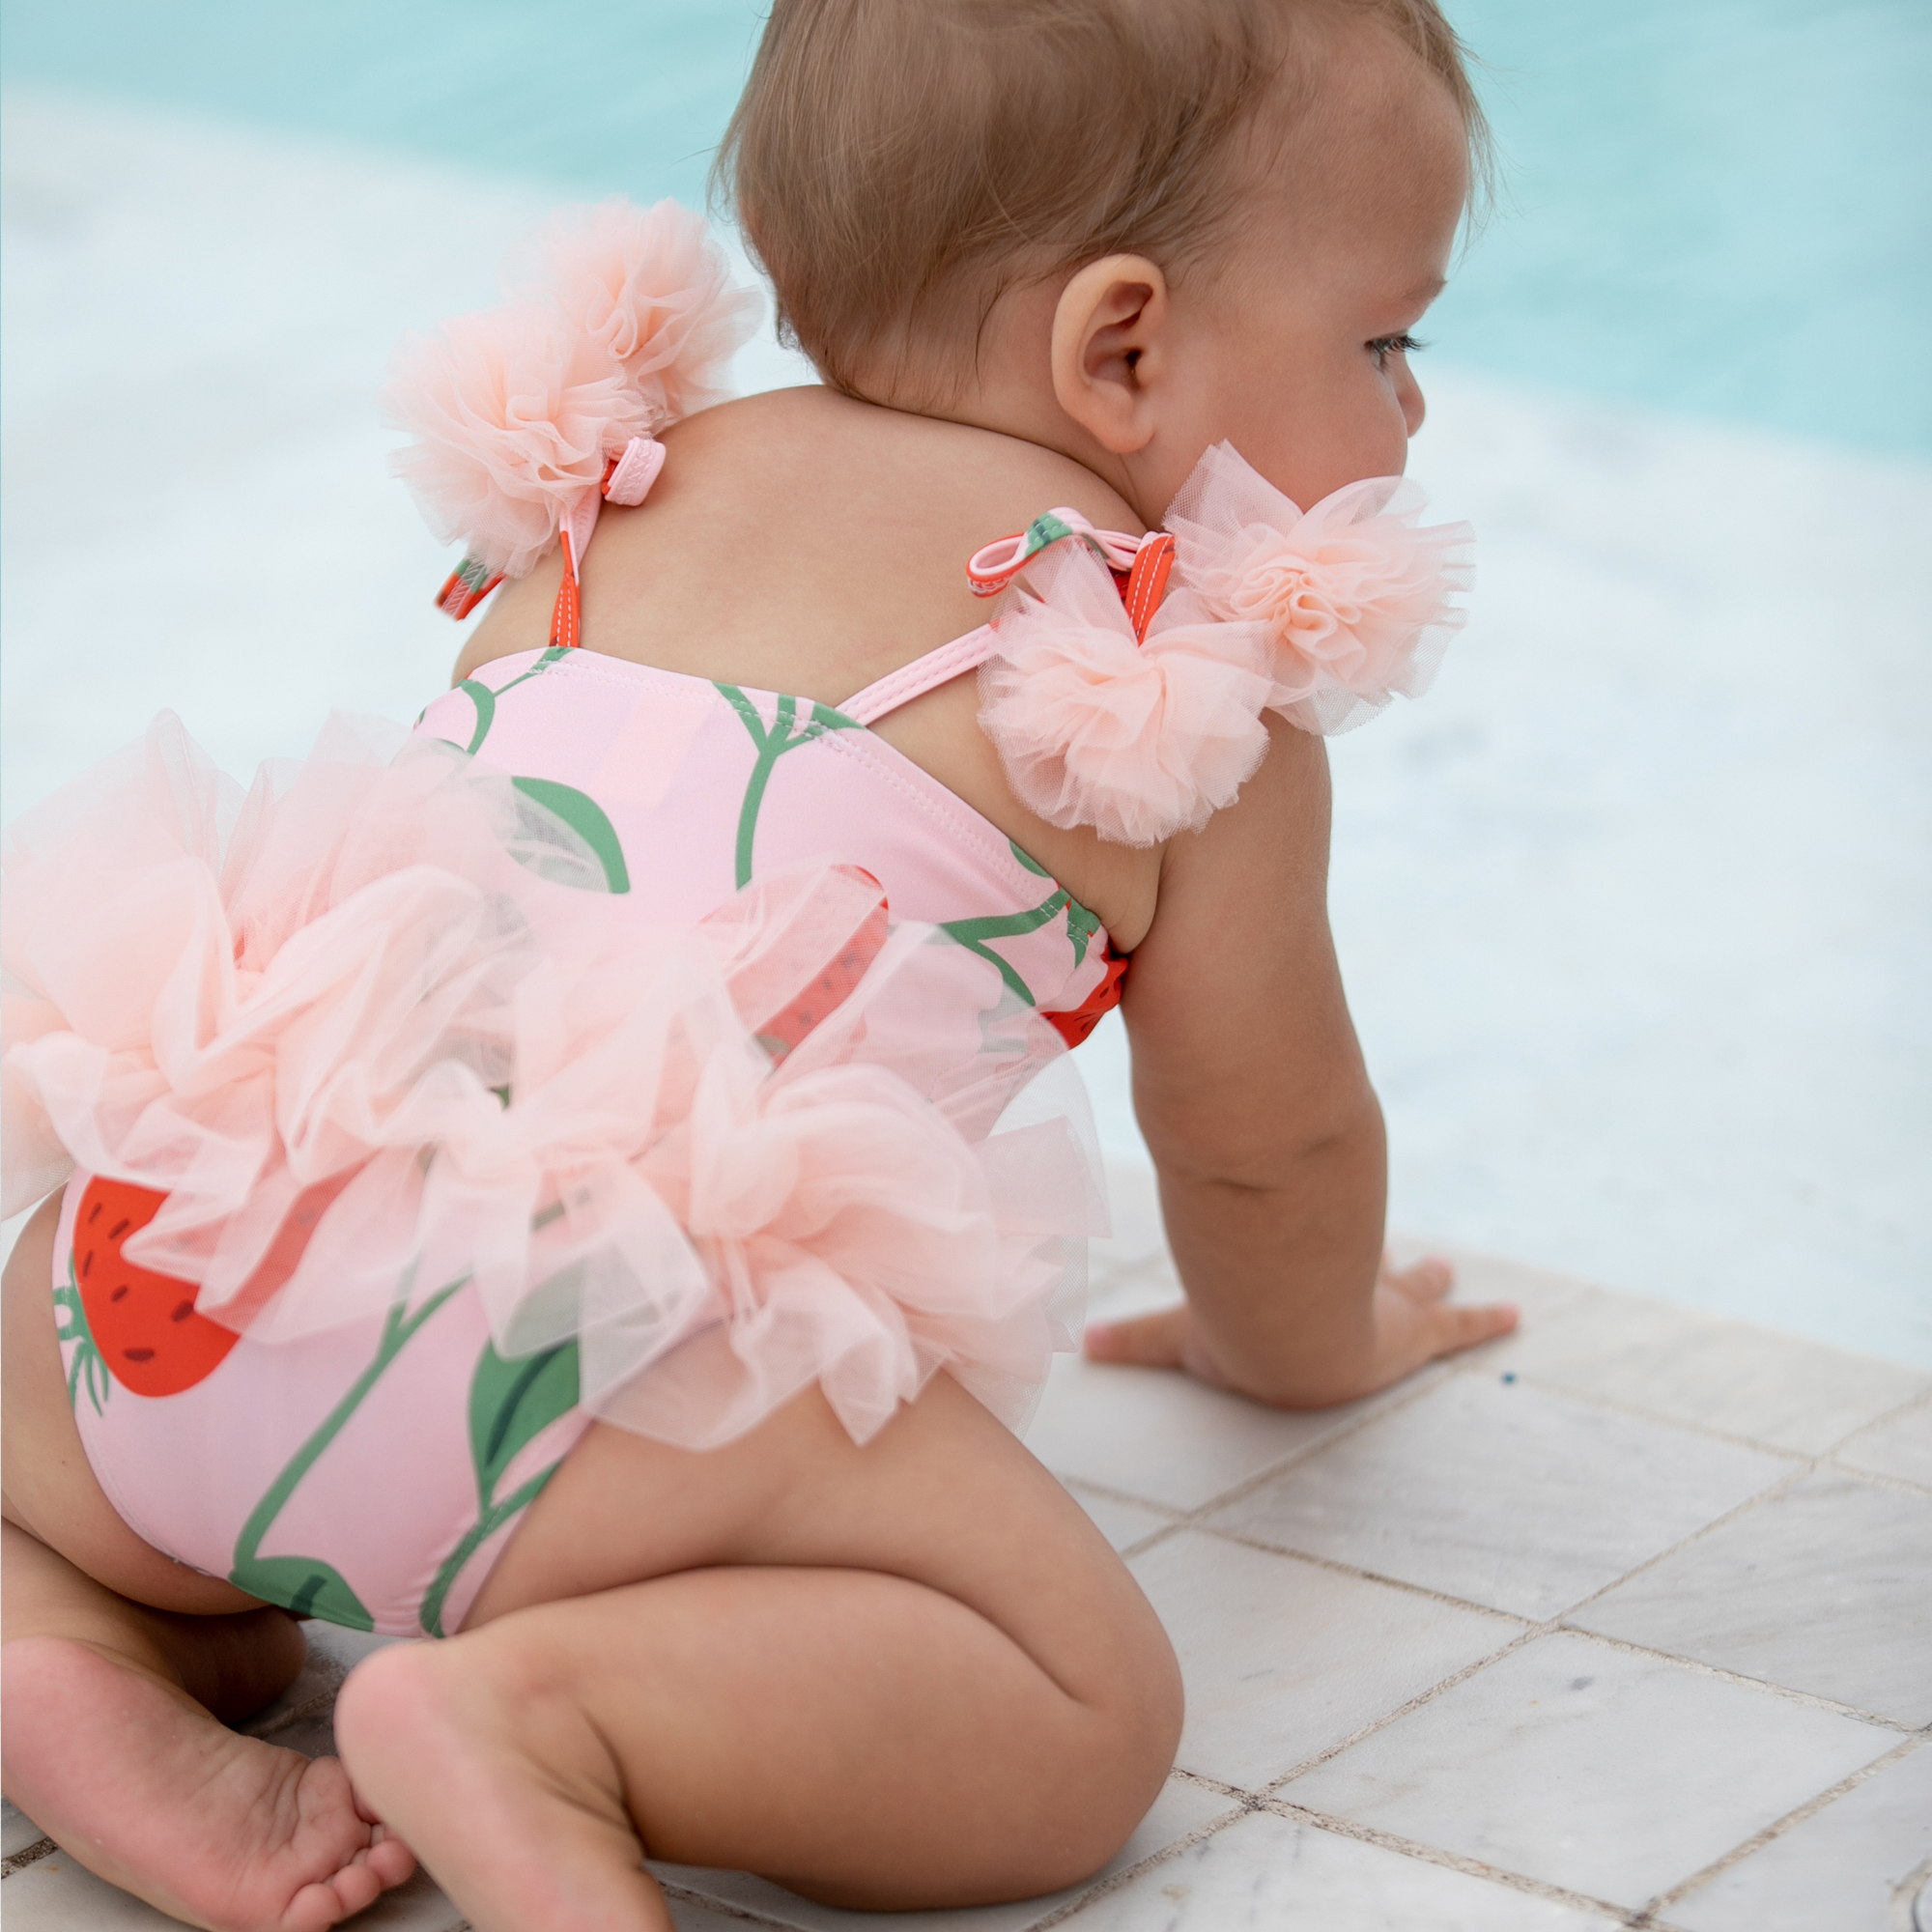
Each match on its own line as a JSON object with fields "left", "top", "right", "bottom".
{"left": 74, "top": 1177, "right": 240, "bottom": 1397}
{"left": 756, "top": 883, "right": 891, "bottom": 1059}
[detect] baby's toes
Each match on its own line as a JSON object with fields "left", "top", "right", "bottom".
{"left": 282, "top": 1871, "right": 371, "bottom": 1932}
{"left": 363, "top": 1829, "right": 418, "bottom": 1888}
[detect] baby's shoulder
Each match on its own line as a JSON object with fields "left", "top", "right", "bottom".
{"left": 456, "top": 385, "right": 1140, "bottom": 696}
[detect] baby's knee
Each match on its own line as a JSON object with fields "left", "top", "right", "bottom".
{"left": 1020, "top": 1622, "right": 1185, "bottom": 1895}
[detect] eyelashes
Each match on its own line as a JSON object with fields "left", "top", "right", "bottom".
{"left": 1369, "top": 333, "right": 1428, "bottom": 368}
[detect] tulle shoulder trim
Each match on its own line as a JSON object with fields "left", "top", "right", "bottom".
{"left": 979, "top": 543, "right": 1272, "bottom": 848}
{"left": 1165, "top": 440, "right": 1473, "bottom": 736}
{"left": 973, "top": 441, "right": 1473, "bottom": 842}
{"left": 380, "top": 199, "right": 761, "bottom": 582}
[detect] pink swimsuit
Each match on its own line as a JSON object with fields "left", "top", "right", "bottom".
{"left": 5, "top": 197, "right": 1469, "bottom": 1641}
{"left": 39, "top": 620, "right": 1121, "bottom": 1637}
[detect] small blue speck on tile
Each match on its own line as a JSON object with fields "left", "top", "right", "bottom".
{"left": 1501, "top": 1372, "right": 1517, "bottom": 1384}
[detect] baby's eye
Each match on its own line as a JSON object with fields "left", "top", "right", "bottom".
{"left": 1369, "top": 333, "right": 1427, "bottom": 369}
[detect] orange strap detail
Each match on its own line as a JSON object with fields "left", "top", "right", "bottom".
{"left": 1122, "top": 532, "right": 1176, "bottom": 642}
{"left": 549, "top": 529, "right": 582, "bottom": 650}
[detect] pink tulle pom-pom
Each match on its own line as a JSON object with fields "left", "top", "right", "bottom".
{"left": 980, "top": 545, "right": 1273, "bottom": 847}
{"left": 381, "top": 199, "right": 762, "bottom": 579}
{"left": 381, "top": 305, "right": 654, "bottom": 580}
{"left": 518, "top": 199, "right": 762, "bottom": 426}
{"left": 1165, "top": 441, "right": 1473, "bottom": 735}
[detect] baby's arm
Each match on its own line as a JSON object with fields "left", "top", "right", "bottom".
{"left": 1090, "top": 717, "right": 1516, "bottom": 1406}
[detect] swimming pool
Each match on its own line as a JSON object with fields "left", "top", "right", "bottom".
{"left": 4, "top": 0, "right": 1928, "bottom": 456}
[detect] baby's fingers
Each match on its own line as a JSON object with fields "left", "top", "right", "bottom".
{"left": 1085, "top": 1304, "right": 1191, "bottom": 1369}
{"left": 1425, "top": 1297, "right": 1519, "bottom": 1358}
{"left": 1383, "top": 1253, "right": 1455, "bottom": 1303}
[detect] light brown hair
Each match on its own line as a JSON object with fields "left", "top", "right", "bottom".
{"left": 715, "top": 0, "right": 1486, "bottom": 399}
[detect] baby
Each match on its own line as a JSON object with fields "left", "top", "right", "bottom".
{"left": 0, "top": 1, "right": 1516, "bottom": 1927}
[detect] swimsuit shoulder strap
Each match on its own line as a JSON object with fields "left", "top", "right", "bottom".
{"left": 838, "top": 626, "right": 1002, "bottom": 726}
{"left": 840, "top": 514, "right": 1172, "bottom": 727}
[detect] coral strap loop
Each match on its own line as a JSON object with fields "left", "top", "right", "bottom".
{"left": 966, "top": 510, "right": 1143, "bottom": 599}
{"left": 434, "top": 556, "right": 504, "bottom": 621}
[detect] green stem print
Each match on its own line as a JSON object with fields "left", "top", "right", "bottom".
{"left": 718, "top": 686, "right": 861, "bottom": 888}
{"left": 53, "top": 1252, "right": 109, "bottom": 1417}
{"left": 941, "top": 849, "right": 1105, "bottom": 1007}
{"left": 228, "top": 1272, "right": 468, "bottom": 1630}
{"left": 418, "top": 1335, "right": 581, "bottom": 1639}
{"left": 456, "top": 645, "right": 570, "bottom": 755}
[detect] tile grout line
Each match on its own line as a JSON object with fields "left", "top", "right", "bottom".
{"left": 1631, "top": 1734, "right": 1929, "bottom": 1924}
{"left": 1022, "top": 1797, "right": 1253, "bottom": 1931}
{"left": 1821, "top": 1454, "right": 1932, "bottom": 1502}
{"left": 1263, "top": 1796, "right": 1654, "bottom": 1929}
{"left": 1829, "top": 1381, "right": 1932, "bottom": 1450}
{"left": 1179, "top": 1518, "right": 1538, "bottom": 1624}
{"left": 1549, "top": 1450, "right": 1841, "bottom": 1623}
{"left": 1054, "top": 1358, "right": 1463, "bottom": 1544}
{"left": 1548, "top": 1626, "right": 1920, "bottom": 1734}
{"left": 0, "top": 1838, "right": 57, "bottom": 1878}
{"left": 1238, "top": 1587, "right": 1910, "bottom": 1825}
{"left": 1254, "top": 1625, "right": 1550, "bottom": 1796}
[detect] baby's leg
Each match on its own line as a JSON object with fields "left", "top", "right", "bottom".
{"left": 2, "top": 1523, "right": 416, "bottom": 1931}
{"left": 2, "top": 1198, "right": 417, "bottom": 1932}
{"left": 337, "top": 1376, "right": 1181, "bottom": 1932}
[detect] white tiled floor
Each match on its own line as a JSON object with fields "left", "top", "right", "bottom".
{"left": 4, "top": 1201, "right": 1928, "bottom": 1929}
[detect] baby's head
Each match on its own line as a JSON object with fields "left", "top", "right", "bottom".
{"left": 720, "top": 0, "right": 1484, "bottom": 525}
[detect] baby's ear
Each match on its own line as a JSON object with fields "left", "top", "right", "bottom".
{"left": 1050, "top": 253, "right": 1171, "bottom": 456}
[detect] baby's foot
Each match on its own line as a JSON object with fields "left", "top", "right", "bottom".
{"left": 1, "top": 1634, "right": 416, "bottom": 1931}
{"left": 334, "top": 1638, "right": 671, "bottom": 1932}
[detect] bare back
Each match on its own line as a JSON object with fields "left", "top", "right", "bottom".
{"left": 457, "top": 387, "right": 1165, "bottom": 948}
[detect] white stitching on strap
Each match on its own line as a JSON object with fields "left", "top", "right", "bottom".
{"left": 839, "top": 625, "right": 1001, "bottom": 725}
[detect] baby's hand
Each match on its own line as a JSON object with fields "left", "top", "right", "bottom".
{"left": 1083, "top": 1254, "right": 1518, "bottom": 1408}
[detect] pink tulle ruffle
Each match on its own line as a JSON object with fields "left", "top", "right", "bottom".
{"left": 2, "top": 717, "right": 1098, "bottom": 1449}
{"left": 978, "top": 543, "right": 1273, "bottom": 847}
{"left": 1165, "top": 441, "right": 1473, "bottom": 735}
{"left": 380, "top": 200, "right": 760, "bottom": 581}
{"left": 513, "top": 199, "right": 762, "bottom": 428}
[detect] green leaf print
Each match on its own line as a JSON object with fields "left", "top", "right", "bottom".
{"left": 232, "top": 1554, "right": 373, "bottom": 1629}
{"left": 418, "top": 1336, "right": 581, "bottom": 1639}
{"left": 469, "top": 1338, "right": 580, "bottom": 1511}
{"left": 718, "top": 685, "right": 861, "bottom": 888}
{"left": 229, "top": 1272, "right": 468, "bottom": 1631}
{"left": 507, "top": 778, "right": 631, "bottom": 894}
{"left": 1008, "top": 838, "right": 1053, "bottom": 879}
{"left": 53, "top": 1252, "right": 109, "bottom": 1417}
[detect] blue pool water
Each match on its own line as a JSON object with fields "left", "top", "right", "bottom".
{"left": 4, "top": 0, "right": 1928, "bottom": 457}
